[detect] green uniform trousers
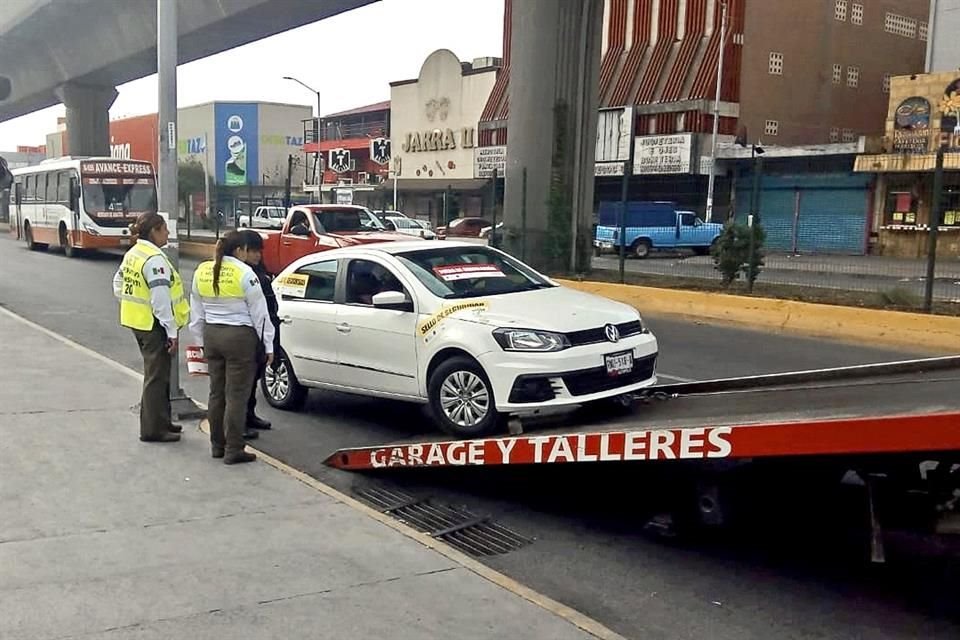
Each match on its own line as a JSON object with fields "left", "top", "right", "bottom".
{"left": 132, "top": 321, "right": 172, "bottom": 440}
{"left": 204, "top": 324, "right": 259, "bottom": 456}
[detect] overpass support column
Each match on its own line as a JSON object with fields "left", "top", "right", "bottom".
{"left": 502, "top": 0, "right": 602, "bottom": 273}
{"left": 53, "top": 83, "right": 118, "bottom": 157}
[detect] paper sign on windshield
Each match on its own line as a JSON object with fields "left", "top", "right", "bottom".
{"left": 433, "top": 263, "right": 506, "bottom": 281}
{"left": 276, "top": 274, "right": 308, "bottom": 298}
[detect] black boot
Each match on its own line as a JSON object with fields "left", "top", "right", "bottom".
{"left": 243, "top": 429, "right": 259, "bottom": 440}
{"left": 248, "top": 414, "right": 272, "bottom": 430}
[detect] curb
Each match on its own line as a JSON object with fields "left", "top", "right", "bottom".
{"left": 558, "top": 279, "right": 960, "bottom": 353}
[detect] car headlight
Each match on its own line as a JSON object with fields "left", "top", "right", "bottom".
{"left": 82, "top": 224, "right": 101, "bottom": 236}
{"left": 492, "top": 328, "right": 570, "bottom": 352}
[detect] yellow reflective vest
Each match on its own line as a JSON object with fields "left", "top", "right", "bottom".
{"left": 194, "top": 260, "right": 246, "bottom": 299}
{"left": 118, "top": 242, "right": 190, "bottom": 331}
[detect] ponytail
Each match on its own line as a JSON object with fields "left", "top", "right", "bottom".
{"left": 212, "top": 238, "right": 227, "bottom": 296}
{"left": 212, "top": 230, "right": 263, "bottom": 295}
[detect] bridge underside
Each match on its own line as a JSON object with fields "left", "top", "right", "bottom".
{"left": 0, "top": 0, "right": 376, "bottom": 124}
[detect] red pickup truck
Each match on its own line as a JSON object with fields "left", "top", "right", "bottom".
{"left": 259, "top": 205, "right": 414, "bottom": 275}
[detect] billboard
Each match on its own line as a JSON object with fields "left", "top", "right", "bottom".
{"left": 215, "top": 103, "right": 259, "bottom": 186}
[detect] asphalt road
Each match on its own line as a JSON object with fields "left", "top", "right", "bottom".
{"left": 1, "top": 235, "right": 957, "bottom": 640}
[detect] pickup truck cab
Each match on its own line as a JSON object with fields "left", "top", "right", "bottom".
{"left": 260, "top": 204, "right": 414, "bottom": 275}
{"left": 593, "top": 200, "right": 723, "bottom": 258}
{"left": 240, "top": 206, "right": 285, "bottom": 230}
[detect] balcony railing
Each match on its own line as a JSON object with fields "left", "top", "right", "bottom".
{"left": 302, "top": 118, "right": 389, "bottom": 144}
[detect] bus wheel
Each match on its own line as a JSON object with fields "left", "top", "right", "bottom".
{"left": 60, "top": 225, "right": 80, "bottom": 258}
{"left": 24, "top": 223, "right": 47, "bottom": 252}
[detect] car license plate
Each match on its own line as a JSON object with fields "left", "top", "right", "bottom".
{"left": 605, "top": 350, "right": 634, "bottom": 376}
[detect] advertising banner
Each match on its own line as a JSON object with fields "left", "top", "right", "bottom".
{"left": 215, "top": 103, "right": 259, "bottom": 186}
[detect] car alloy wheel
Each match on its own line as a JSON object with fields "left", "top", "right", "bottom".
{"left": 439, "top": 370, "right": 490, "bottom": 428}
{"left": 260, "top": 349, "right": 307, "bottom": 410}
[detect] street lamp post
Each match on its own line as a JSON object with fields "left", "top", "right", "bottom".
{"left": 283, "top": 76, "right": 321, "bottom": 139}
{"left": 705, "top": 1, "right": 729, "bottom": 221}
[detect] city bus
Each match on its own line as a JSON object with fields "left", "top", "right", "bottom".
{"left": 8, "top": 156, "right": 157, "bottom": 256}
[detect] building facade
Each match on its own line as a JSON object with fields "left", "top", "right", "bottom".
{"left": 479, "top": 0, "right": 929, "bottom": 223}
{"left": 390, "top": 50, "right": 500, "bottom": 221}
{"left": 927, "top": 0, "right": 960, "bottom": 72}
{"left": 855, "top": 71, "right": 960, "bottom": 258}
{"left": 301, "top": 100, "right": 391, "bottom": 206}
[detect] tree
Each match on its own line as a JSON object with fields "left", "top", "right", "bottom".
{"left": 711, "top": 220, "right": 765, "bottom": 288}
{"left": 177, "top": 161, "right": 207, "bottom": 212}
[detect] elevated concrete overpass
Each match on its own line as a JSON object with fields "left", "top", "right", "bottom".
{"left": 0, "top": 0, "right": 376, "bottom": 153}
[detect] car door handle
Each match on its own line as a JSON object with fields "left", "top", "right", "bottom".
{"left": 281, "top": 315, "right": 293, "bottom": 325}
{"left": 336, "top": 323, "right": 351, "bottom": 334}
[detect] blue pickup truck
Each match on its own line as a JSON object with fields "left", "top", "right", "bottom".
{"left": 593, "top": 200, "right": 723, "bottom": 259}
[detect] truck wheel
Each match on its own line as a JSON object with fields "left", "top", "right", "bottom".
{"left": 428, "top": 356, "right": 500, "bottom": 438}
{"left": 24, "top": 223, "right": 47, "bottom": 251}
{"left": 632, "top": 239, "right": 652, "bottom": 259}
{"left": 261, "top": 348, "right": 307, "bottom": 411}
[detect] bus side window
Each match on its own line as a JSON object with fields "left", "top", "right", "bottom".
{"left": 14, "top": 180, "right": 21, "bottom": 205}
{"left": 24, "top": 175, "right": 34, "bottom": 202}
{"left": 57, "top": 172, "right": 71, "bottom": 204}
{"left": 42, "top": 173, "right": 52, "bottom": 203}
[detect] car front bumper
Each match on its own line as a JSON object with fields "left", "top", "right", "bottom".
{"left": 477, "top": 333, "right": 659, "bottom": 412}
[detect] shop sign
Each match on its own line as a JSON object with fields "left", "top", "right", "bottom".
{"left": 370, "top": 138, "right": 391, "bottom": 165}
{"left": 893, "top": 96, "right": 931, "bottom": 154}
{"left": 940, "top": 79, "right": 960, "bottom": 152}
{"left": 402, "top": 127, "right": 476, "bottom": 153}
{"left": 594, "top": 162, "right": 625, "bottom": 177}
{"left": 634, "top": 134, "right": 693, "bottom": 175}
{"left": 336, "top": 188, "right": 353, "bottom": 205}
{"left": 474, "top": 145, "right": 506, "bottom": 178}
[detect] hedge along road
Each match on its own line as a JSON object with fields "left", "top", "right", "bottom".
{"left": 1, "top": 234, "right": 957, "bottom": 640}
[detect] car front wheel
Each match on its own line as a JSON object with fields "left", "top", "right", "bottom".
{"left": 428, "top": 356, "right": 500, "bottom": 438}
{"left": 261, "top": 348, "right": 307, "bottom": 411}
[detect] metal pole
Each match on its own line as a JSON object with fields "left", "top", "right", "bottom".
{"left": 158, "top": 0, "right": 196, "bottom": 418}
{"left": 619, "top": 105, "right": 636, "bottom": 284}
{"left": 924, "top": 144, "right": 946, "bottom": 313}
{"left": 393, "top": 156, "right": 399, "bottom": 211}
{"left": 521, "top": 166, "right": 528, "bottom": 261}
{"left": 201, "top": 133, "right": 210, "bottom": 240}
{"left": 490, "top": 168, "right": 498, "bottom": 248}
{"left": 706, "top": 1, "right": 728, "bottom": 221}
{"left": 747, "top": 149, "right": 763, "bottom": 293}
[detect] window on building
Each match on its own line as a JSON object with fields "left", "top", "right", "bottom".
{"left": 842, "top": 128, "right": 856, "bottom": 143}
{"left": 833, "top": 64, "right": 843, "bottom": 85}
{"left": 768, "top": 52, "right": 784, "bottom": 75}
{"left": 885, "top": 13, "right": 917, "bottom": 38}
{"left": 835, "top": 0, "right": 847, "bottom": 21}
{"left": 830, "top": 128, "right": 840, "bottom": 143}
{"left": 884, "top": 190, "right": 917, "bottom": 226}
{"left": 942, "top": 187, "right": 960, "bottom": 227}
{"left": 851, "top": 3, "right": 863, "bottom": 25}
{"left": 847, "top": 65, "right": 860, "bottom": 88}
{"left": 765, "top": 120, "right": 780, "bottom": 136}
{"left": 882, "top": 74, "right": 891, "bottom": 93}
{"left": 920, "top": 22, "right": 929, "bottom": 42}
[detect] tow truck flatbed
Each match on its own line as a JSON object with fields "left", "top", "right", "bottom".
{"left": 325, "top": 360, "right": 960, "bottom": 471}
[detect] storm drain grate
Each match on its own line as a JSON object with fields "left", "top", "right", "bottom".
{"left": 354, "top": 486, "right": 532, "bottom": 557}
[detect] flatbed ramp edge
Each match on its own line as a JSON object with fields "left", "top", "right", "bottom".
{"left": 324, "top": 360, "right": 960, "bottom": 471}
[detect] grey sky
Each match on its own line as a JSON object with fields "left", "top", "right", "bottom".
{"left": 0, "top": 0, "right": 504, "bottom": 150}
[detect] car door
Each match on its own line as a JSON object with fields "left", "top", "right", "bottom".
{"left": 333, "top": 257, "right": 420, "bottom": 397}
{"left": 677, "top": 212, "right": 698, "bottom": 247}
{"left": 275, "top": 258, "right": 341, "bottom": 384}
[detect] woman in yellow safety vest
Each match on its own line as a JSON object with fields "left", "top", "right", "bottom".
{"left": 190, "top": 230, "right": 275, "bottom": 465}
{"left": 113, "top": 212, "right": 190, "bottom": 443}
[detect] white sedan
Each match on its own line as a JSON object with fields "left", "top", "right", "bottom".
{"left": 262, "top": 241, "right": 659, "bottom": 438}
{"left": 385, "top": 216, "right": 437, "bottom": 240}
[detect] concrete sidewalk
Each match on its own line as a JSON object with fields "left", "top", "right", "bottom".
{"left": 0, "top": 309, "right": 609, "bottom": 640}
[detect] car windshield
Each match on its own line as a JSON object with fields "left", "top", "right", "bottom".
{"left": 312, "top": 208, "right": 385, "bottom": 232}
{"left": 395, "top": 246, "right": 554, "bottom": 299}
{"left": 82, "top": 182, "right": 157, "bottom": 218}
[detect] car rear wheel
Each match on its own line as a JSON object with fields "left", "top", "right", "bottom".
{"left": 261, "top": 348, "right": 307, "bottom": 411}
{"left": 60, "top": 225, "right": 81, "bottom": 258}
{"left": 428, "top": 356, "right": 500, "bottom": 438}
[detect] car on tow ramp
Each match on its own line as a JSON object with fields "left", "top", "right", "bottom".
{"left": 262, "top": 241, "right": 659, "bottom": 437}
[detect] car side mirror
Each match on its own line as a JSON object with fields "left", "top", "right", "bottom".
{"left": 372, "top": 290, "right": 413, "bottom": 311}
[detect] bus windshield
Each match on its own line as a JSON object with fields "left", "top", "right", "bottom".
{"left": 81, "top": 179, "right": 157, "bottom": 223}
